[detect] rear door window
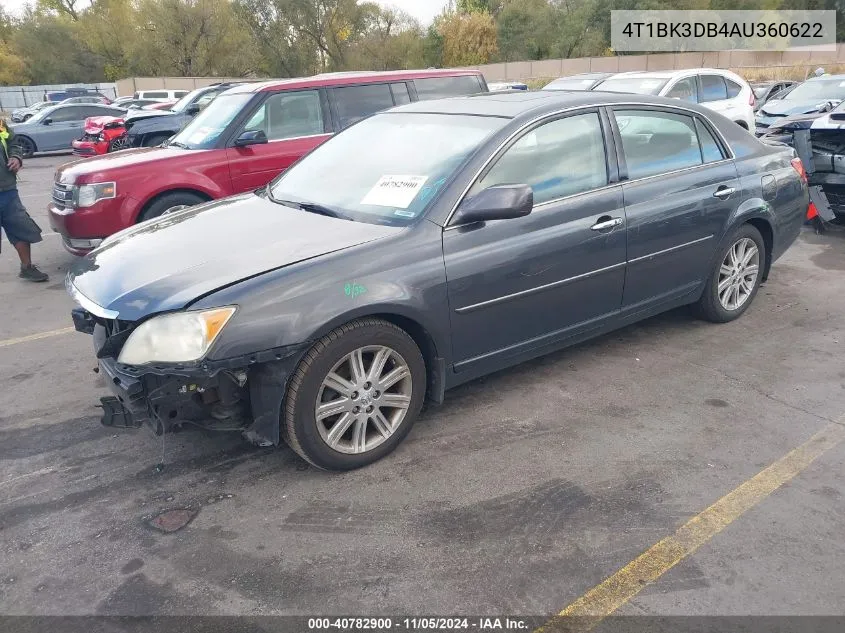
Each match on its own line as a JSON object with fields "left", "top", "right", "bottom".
{"left": 332, "top": 83, "right": 395, "bottom": 129}
{"left": 242, "top": 90, "right": 325, "bottom": 140}
{"left": 700, "top": 75, "right": 728, "bottom": 102}
{"left": 614, "top": 109, "right": 704, "bottom": 179}
{"left": 414, "top": 75, "right": 484, "bottom": 100}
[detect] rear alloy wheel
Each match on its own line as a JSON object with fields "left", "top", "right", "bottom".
{"left": 14, "top": 136, "right": 36, "bottom": 158}
{"left": 695, "top": 224, "right": 765, "bottom": 323}
{"left": 283, "top": 318, "right": 426, "bottom": 470}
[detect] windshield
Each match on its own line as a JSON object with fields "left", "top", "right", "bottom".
{"left": 782, "top": 78, "right": 845, "bottom": 102}
{"left": 168, "top": 93, "right": 253, "bottom": 149}
{"left": 170, "top": 87, "right": 207, "bottom": 113}
{"left": 268, "top": 112, "right": 502, "bottom": 226}
{"left": 595, "top": 77, "right": 669, "bottom": 95}
{"left": 27, "top": 105, "right": 59, "bottom": 123}
{"left": 544, "top": 78, "right": 600, "bottom": 91}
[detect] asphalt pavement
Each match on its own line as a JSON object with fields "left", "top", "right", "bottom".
{"left": 1, "top": 155, "right": 844, "bottom": 623}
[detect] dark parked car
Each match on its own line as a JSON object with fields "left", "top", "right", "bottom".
{"left": 750, "top": 80, "right": 797, "bottom": 112}
{"left": 124, "top": 83, "right": 248, "bottom": 148}
{"left": 66, "top": 91, "right": 808, "bottom": 470}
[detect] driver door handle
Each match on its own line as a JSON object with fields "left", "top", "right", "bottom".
{"left": 713, "top": 186, "right": 736, "bottom": 200}
{"left": 591, "top": 216, "right": 623, "bottom": 231}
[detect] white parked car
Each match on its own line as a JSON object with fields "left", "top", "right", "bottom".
{"left": 131, "top": 89, "right": 189, "bottom": 102}
{"left": 594, "top": 69, "right": 755, "bottom": 132}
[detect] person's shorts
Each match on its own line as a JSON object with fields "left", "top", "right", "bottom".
{"left": 0, "top": 189, "right": 43, "bottom": 253}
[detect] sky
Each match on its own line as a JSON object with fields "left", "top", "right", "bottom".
{"left": 2, "top": 0, "right": 450, "bottom": 25}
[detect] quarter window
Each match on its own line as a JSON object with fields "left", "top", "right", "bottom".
{"left": 414, "top": 75, "right": 484, "bottom": 100}
{"left": 666, "top": 78, "right": 698, "bottom": 102}
{"left": 243, "top": 90, "right": 324, "bottom": 141}
{"left": 695, "top": 119, "right": 725, "bottom": 163}
{"left": 725, "top": 79, "right": 742, "bottom": 98}
{"left": 615, "top": 110, "right": 704, "bottom": 179}
{"left": 472, "top": 112, "right": 608, "bottom": 205}
{"left": 700, "top": 75, "right": 728, "bottom": 102}
{"left": 333, "top": 84, "right": 395, "bottom": 129}
{"left": 391, "top": 83, "right": 411, "bottom": 105}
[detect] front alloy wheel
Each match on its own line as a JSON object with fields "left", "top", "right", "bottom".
{"left": 283, "top": 318, "right": 426, "bottom": 470}
{"left": 315, "top": 346, "right": 412, "bottom": 454}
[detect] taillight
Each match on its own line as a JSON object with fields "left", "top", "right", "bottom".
{"left": 807, "top": 202, "right": 818, "bottom": 220}
{"left": 791, "top": 157, "right": 808, "bottom": 184}
{"left": 749, "top": 90, "right": 756, "bottom": 107}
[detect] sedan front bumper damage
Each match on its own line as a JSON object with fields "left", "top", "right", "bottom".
{"left": 73, "top": 307, "right": 305, "bottom": 445}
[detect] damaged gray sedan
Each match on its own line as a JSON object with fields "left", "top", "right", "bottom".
{"left": 67, "top": 91, "right": 808, "bottom": 470}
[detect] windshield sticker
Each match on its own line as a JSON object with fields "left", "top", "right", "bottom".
{"left": 394, "top": 210, "right": 416, "bottom": 218}
{"left": 361, "top": 175, "right": 428, "bottom": 208}
{"left": 344, "top": 282, "right": 367, "bottom": 298}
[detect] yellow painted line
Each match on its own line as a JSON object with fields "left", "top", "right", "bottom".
{"left": 538, "top": 420, "right": 845, "bottom": 633}
{"left": 0, "top": 326, "right": 76, "bottom": 348}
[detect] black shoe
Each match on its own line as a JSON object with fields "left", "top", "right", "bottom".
{"left": 19, "top": 265, "right": 49, "bottom": 282}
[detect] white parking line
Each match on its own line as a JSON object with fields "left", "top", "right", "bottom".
{"left": 0, "top": 326, "right": 75, "bottom": 348}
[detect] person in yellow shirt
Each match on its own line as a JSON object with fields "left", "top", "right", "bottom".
{"left": 0, "top": 119, "right": 48, "bottom": 282}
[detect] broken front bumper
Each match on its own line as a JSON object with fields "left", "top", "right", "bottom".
{"left": 73, "top": 307, "right": 304, "bottom": 444}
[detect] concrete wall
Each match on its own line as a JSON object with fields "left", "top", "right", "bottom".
{"left": 114, "top": 76, "right": 251, "bottom": 96}
{"left": 110, "top": 43, "right": 845, "bottom": 94}
{"left": 473, "top": 43, "right": 845, "bottom": 80}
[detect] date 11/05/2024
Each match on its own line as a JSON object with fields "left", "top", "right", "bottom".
{"left": 307, "top": 617, "right": 531, "bottom": 631}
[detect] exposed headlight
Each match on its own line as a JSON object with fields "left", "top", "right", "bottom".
{"left": 118, "top": 307, "right": 236, "bottom": 365}
{"left": 75, "top": 182, "right": 116, "bottom": 208}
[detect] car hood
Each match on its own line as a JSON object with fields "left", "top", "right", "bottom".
{"left": 67, "top": 193, "right": 402, "bottom": 321}
{"left": 125, "top": 109, "right": 174, "bottom": 123}
{"left": 758, "top": 99, "right": 839, "bottom": 118}
{"left": 765, "top": 111, "right": 828, "bottom": 132}
{"left": 55, "top": 146, "right": 198, "bottom": 183}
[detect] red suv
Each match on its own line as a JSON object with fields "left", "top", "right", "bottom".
{"left": 49, "top": 69, "right": 488, "bottom": 254}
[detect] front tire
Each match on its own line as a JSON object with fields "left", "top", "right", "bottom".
{"left": 138, "top": 191, "right": 206, "bottom": 222}
{"left": 695, "top": 224, "right": 765, "bottom": 323}
{"left": 283, "top": 318, "right": 426, "bottom": 470}
{"left": 14, "top": 136, "right": 36, "bottom": 158}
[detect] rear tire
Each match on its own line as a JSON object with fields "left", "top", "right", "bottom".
{"left": 695, "top": 224, "right": 765, "bottom": 323}
{"left": 283, "top": 318, "right": 426, "bottom": 471}
{"left": 138, "top": 191, "right": 206, "bottom": 222}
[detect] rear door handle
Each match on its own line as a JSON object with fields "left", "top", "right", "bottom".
{"left": 591, "top": 216, "right": 623, "bottom": 231}
{"left": 713, "top": 186, "right": 736, "bottom": 200}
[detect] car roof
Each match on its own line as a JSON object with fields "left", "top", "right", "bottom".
{"left": 226, "top": 69, "right": 483, "bottom": 94}
{"left": 391, "top": 89, "right": 710, "bottom": 119}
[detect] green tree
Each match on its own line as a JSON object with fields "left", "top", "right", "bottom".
{"left": 439, "top": 9, "right": 498, "bottom": 66}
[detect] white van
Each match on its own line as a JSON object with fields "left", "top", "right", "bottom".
{"left": 131, "top": 89, "right": 190, "bottom": 102}
{"left": 594, "top": 69, "right": 756, "bottom": 132}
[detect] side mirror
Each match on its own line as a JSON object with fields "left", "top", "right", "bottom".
{"left": 454, "top": 184, "right": 533, "bottom": 225}
{"left": 42, "top": 117, "right": 52, "bottom": 125}
{"left": 234, "top": 129, "right": 268, "bottom": 147}
{"left": 185, "top": 103, "right": 201, "bottom": 116}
